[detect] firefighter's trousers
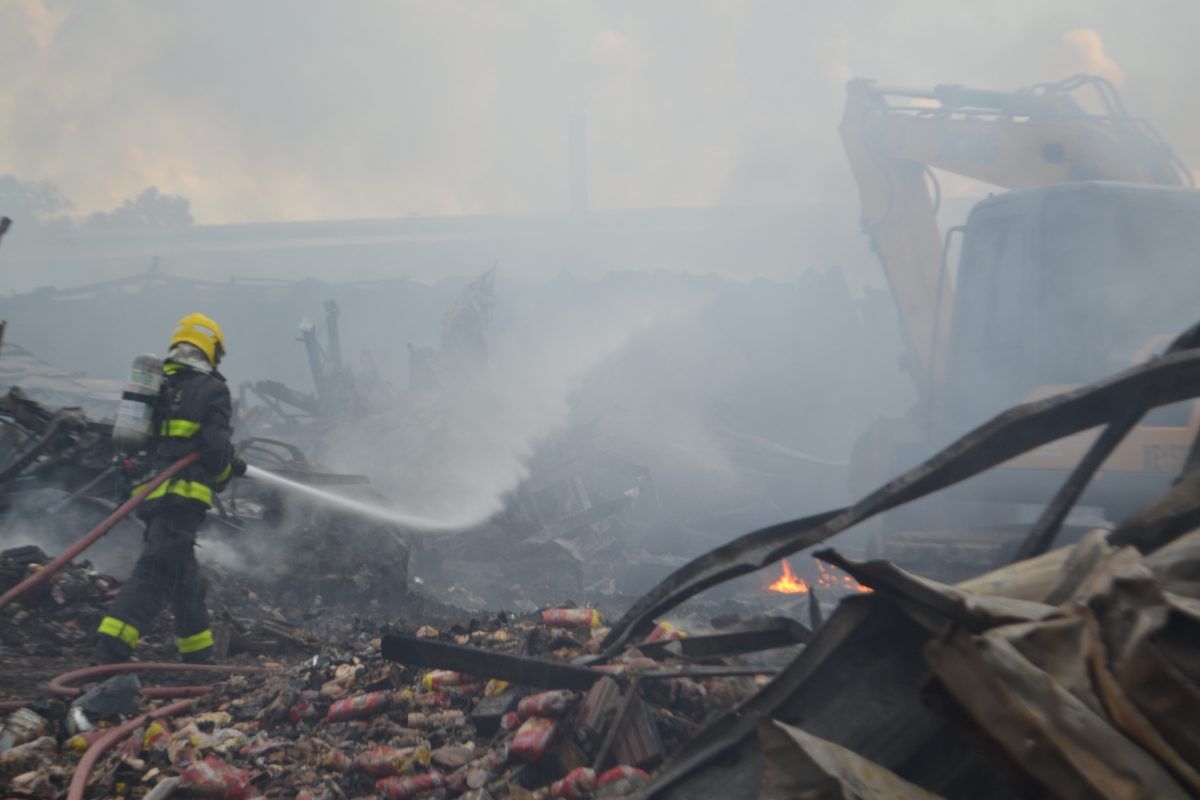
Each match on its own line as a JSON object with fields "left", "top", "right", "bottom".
{"left": 94, "top": 505, "right": 213, "bottom": 662}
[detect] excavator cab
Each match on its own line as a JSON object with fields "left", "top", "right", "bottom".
{"left": 942, "top": 181, "right": 1200, "bottom": 429}
{"left": 841, "top": 77, "right": 1200, "bottom": 575}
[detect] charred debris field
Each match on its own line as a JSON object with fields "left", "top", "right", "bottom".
{"left": 2, "top": 272, "right": 1200, "bottom": 799}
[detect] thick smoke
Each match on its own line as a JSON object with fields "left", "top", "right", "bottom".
{"left": 324, "top": 279, "right": 707, "bottom": 528}
{"left": 1, "top": 1, "right": 1197, "bottom": 227}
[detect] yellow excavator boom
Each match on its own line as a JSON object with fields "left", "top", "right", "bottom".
{"left": 839, "top": 75, "right": 1191, "bottom": 400}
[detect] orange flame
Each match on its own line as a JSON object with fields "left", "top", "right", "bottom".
{"left": 767, "top": 560, "right": 809, "bottom": 594}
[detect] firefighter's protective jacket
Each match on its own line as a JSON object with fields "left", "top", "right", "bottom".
{"left": 135, "top": 360, "right": 235, "bottom": 515}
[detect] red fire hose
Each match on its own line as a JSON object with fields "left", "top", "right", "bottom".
{"left": 67, "top": 697, "right": 196, "bottom": 800}
{"left": 0, "top": 452, "right": 202, "bottom": 610}
{"left": 47, "top": 661, "right": 268, "bottom": 699}
{"left": 59, "top": 663, "right": 272, "bottom": 799}
{"left": 0, "top": 455, "right": 267, "bottom": 795}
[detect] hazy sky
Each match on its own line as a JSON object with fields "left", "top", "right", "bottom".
{"left": 2, "top": 0, "right": 1197, "bottom": 224}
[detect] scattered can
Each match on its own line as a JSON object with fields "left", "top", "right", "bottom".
{"left": 324, "top": 690, "right": 393, "bottom": 723}
{"left": 516, "top": 690, "right": 576, "bottom": 719}
{"left": 375, "top": 771, "right": 446, "bottom": 800}
{"left": 422, "top": 670, "right": 467, "bottom": 691}
{"left": 353, "top": 744, "right": 432, "bottom": 777}
{"left": 642, "top": 621, "right": 686, "bottom": 643}
{"left": 541, "top": 608, "right": 602, "bottom": 629}
{"left": 551, "top": 766, "right": 597, "bottom": 799}
{"left": 178, "top": 755, "right": 251, "bottom": 800}
{"left": 511, "top": 716, "right": 559, "bottom": 762}
{"left": 596, "top": 765, "right": 650, "bottom": 796}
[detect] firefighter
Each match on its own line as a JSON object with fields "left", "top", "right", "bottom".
{"left": 93, "top": 313, "right": 247, "bottom": 664}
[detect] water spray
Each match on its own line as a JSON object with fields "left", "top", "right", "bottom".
{"left": 243, "top": 465, "right": 464, "bottom": 531}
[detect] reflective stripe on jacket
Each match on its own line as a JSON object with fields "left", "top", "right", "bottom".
{"left": 138, "top": 361, "right": 234, "bottom": 515}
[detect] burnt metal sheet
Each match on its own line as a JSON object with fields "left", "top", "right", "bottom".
{"left": 644, "top": 597, "right": 1009, "bottom": 800}
{"left": 635, "top": 616, "right": 810, "bottom": 661}
{"left": 603, "top": 348, "right": 1200, "bottom": 656}
{"left": 757, "top": 719, "right": 946, "bottom": 800}
{"left": 380, "top": 632, "right": 604, "bottom": 690}
{"left": 926, "top": 627, "right": 1190, "bottom": 799}
{"left": 813, "top": 549, "right": 1055, "bottom": 633}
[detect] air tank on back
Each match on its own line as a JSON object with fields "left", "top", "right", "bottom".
{"left": 111, "top": 354, "right": 164, "bottom": 454}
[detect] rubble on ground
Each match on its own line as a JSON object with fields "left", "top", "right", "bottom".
{"left": 4, "top": 299, "right": 1200, "bottom": 798}
{"left": 0, "top": 577, "right": 787, "bottom": 799}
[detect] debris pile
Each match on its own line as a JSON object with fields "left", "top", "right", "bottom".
{"left": 0, "top": 604, "right": 800, "bottom": 799}
{"left": 587, "top": 336, "right": 1200, "bottom": 799}
{"left": 0, "top": 546, "right": 154, "bottom": 699}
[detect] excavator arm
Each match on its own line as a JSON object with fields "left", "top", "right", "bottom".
{"left": 839, "top": 75, "right": 1191, "bottom": 401}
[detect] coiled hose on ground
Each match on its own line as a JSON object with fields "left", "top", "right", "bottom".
{"left": 0, "top": 454, "right": 269, "bottom": 795}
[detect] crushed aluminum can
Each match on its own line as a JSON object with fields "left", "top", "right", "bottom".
{"left": 541, "top": 608, "right": 602, "bottom": 629}
{"left": 324, "top": 690, "right": 393, "bottom": 723}
{"left": 178, "top": 754, "right": 251, "bottom": 800}
{"left": 642, "top": 621, "right": 687, "bottom": 643}
{"left": 352, "top": 744, "right": 431, "bottom": 777}
{"left": 510, "top": 716, "right": 559, "bottom": 762}
{"left": 551, "top": 766, "right": 597, "bottom": 799}
{"left": 500, "top": 711, "right": 523, "bottom": 731}
{"left": 596, "top": 765, "right": 650, "bottom": 796}
{"left": 375, "top": 771, "right": 446, "bottom": 799}
{"left": 516, "top": 690, "right": 575, "bottom": 719}
{"left": 411, "top": 691, "right": 452, "bottom": 709}
{"left": 421, "top": 670, "right": 466, "bottom": 691}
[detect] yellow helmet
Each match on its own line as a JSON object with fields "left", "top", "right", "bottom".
{"left": 169, "top": 313, "right": 226, "bottom": 365}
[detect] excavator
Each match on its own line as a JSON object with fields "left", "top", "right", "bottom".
{"left": 840, "top": 75, "right": 1200, "bottom": 572}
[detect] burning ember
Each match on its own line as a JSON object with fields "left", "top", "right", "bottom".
{"left": 767, "top": 560, "right": 809, "bottom": 594}
{"left": 815, "top": 560, "right": 873, "bottom": 594}
{"left": 765, "top": 559, "right": 872, "bottom": 595}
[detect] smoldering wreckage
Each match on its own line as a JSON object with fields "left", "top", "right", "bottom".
{"left": 1, "top": 280, "right": 1200, "bottom": 800}
{"left": 4, "top": 78, "right": 1200, "bottom": 797}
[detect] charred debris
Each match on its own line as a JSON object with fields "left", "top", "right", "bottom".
{"left": 3, "top": 276, "right": 1200, "bottom": 798}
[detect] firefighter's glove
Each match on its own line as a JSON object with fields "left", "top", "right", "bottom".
{"left": 231, "top": 456, "right": 248, "bottom": 477}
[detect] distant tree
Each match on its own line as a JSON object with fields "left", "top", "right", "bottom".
{"left": 0, "top": 174, "right": 73, "bottom": 229}
{"left": 85, "top": 187, "right": 194, "bottom": 230}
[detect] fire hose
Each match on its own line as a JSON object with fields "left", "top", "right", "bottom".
{"left": 0, "top": 454, "right": 268, "bottom": 791}
{"left": 67, "top": 697, "right": 196, "bottom": 800}
{"left": 0, "top": 452, "right": 202, "bottom": 610}
{"left": 2, "top": 664, "right": 272, "bottom": 795}
{"left": 59, "top": 663, "right": 272, "bottom": 800}
{"left": 47, "top": 661, "right": 270, "bottom": 700}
